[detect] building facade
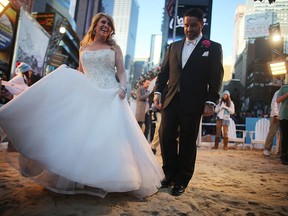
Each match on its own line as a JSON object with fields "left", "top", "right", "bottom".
{"left": 32, "top": 0, "right": 80, "bottom": 72}
{"left": 233, "top": 4, "right": 246, "bottom": 64}
{"left": 73, "top": 0, "right": 100, "bottom": 41}
{"left": 230, "top": 0, "right": 288, "bottom": 114}
{"left": 149, "top": 34, "right": 162, "bottom": 70}
{"left": 246, "top": 0, "right": 288, "bottom": 54}
{"left": 100, "top": 0, "right": 139, "bottom": 70}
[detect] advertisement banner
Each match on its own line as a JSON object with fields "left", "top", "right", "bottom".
{"left": 244, "top": 12, "right": 273, "bottom": 39}
{"left": 33, "top": 13, "right": 55, "bottom": 35}
{"left": 12, "top": 8, "right": 50, "bottom": 76}
{"left": 9, "top": 0, "right": 33, "bottom": 12}
{"left": 0, "top": 7, "right": 17, "bottom": 79}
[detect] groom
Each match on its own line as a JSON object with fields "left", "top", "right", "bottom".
{"left": 153, "top": 8, "right": 224, "bottom": 196}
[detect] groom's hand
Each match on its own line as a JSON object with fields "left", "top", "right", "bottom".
{"left": 153, "top": 93, "right": 162, "bottom": 110}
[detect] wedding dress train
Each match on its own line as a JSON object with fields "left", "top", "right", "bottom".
{"left": 0, "top": 49, "right": 164, "bottom": 198}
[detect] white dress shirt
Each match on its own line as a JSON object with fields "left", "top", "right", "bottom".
{"left": 270, "top": 90, "right": 280, "bottom": 117}
{"left": 182, "top": 35, "right": 202, "bottom": 68}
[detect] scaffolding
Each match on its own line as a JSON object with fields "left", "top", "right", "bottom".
{"left": 42, "top": 17, "right": 69, "bottom": 76}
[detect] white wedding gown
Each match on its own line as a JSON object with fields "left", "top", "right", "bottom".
{"left": 0, "top": 49, "right": 164, "bottom": 198}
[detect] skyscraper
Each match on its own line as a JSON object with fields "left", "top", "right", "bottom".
{"left": 100, "top": 0, "right": 139, "bottom": 70}
{"left": 149, "top": 34, "right": 162, "bottom": 69}
{"left": 73, "top": 0, "right": 100, "bottom": 41}
{"left": 233, "top": 4, "right": 247, "bottom": 87}
{"left": 233, "top": 5, "right": 246, "bottom": 63}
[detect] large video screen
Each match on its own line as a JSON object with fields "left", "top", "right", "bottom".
{"left": 0, "top": 7, "right": 17, "bottom": 78}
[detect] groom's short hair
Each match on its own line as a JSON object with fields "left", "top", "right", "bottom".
{"left": 184, "top": 8, "right": 203, "bottom": 21}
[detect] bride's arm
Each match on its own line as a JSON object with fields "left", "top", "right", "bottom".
{"left": 78, "top": 46, "right": 84, "bottom": 73}
{"left": 115, "top": 45, "right": 127, "bottom": 99}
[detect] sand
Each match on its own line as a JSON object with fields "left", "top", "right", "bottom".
{"left": 0, "top": 142, "right": 288, "bottom": 216}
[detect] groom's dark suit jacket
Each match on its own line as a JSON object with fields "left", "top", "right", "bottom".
{"left": 155, "top": 37, "right": 224, "bottom": 115}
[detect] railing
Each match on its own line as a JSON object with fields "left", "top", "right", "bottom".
{"left": 201, "top": 122, "right": 245, "bottom": 136}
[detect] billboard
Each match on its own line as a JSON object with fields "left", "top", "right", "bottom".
{"left": 33, "top": 13, "right": 55, "bottom": 35}
{"left": 12, "top": 8, "right": 50, "bottom": 76}
{"left": 0, "top": 6, "right": 18, "bottom": 78}
{"left": 167, "top": 4, "right": 212, "bottom": 45}
{"left": 244, "top": 12, "right": 273, "bottom": 39}
{"left": 9, "top": 0, "right": 33, "bottom": 12}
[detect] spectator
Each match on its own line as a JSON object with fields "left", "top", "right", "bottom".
{"left": 135, "top": 79, "right": 151, "bottom": 138}
{"left": 276, "top": 84, "right": 288, "bottom": 165}
{"left": 212, "top": 90, "right": 235, "bottom": 150}
{"left": 263, "top": 90, "right": 281, "bottom": 157}
{"left": 5, "top": 62, "right": 33, "bottom": 97}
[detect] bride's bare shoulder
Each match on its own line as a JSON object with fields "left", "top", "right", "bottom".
{"left": 80, "top": 45, "right": 89, "bottom": 52}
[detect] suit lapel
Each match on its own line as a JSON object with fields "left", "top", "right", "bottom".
{"left": 181, "top": 37, "right": 208, "bottom": 71}
{"left": 175, "top": 40, "right": 185, "bottom": 69}
{"left": 189, "top": 37, "right": 206, "bottom": 59}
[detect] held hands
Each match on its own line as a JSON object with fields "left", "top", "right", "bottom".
{"left": 203, "top": 104, "right": 214, "bottom": 117}
{"left": 153, "top": 94, "right": 162, "bottom": 110}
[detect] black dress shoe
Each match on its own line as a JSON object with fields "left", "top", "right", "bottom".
{"left": 161, "top": 176, "right": 173, "bottom": 188}
{"left": 171, "top": 185, "right": 186, "bottom": 196}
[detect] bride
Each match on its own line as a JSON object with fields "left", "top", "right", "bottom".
{"left": 0, "top": 13, "right": 164, "bottom": 198}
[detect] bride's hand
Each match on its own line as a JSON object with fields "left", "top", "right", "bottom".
{"left": 118, "top": 88, "right": 126, "bottom": 100}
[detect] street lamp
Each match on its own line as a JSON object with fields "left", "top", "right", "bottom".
{"left": 269, "top": 23, "right": 281, "bottom": 42}
{"left": 0, "top": 0, "right": 9, "bottom": 8}
{"left": 59, "top": 26, "right": 66, "bottom": 34}
{"left": 269, "top": 23, "right": 283, "bottom": 58}
{"left": 272, "top": 34, "right": 281, "bottom": 42}
{"left": 0, "top": 0, "right": 9, "bottom": 16}
{"left": 268, "top": 22, "right": 287, "bottom": 83}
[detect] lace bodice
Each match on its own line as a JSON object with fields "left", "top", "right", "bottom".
{"left": 80, "top": 49, "right": 119, "bottom": 89}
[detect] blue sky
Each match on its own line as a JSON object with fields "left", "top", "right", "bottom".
{"left": 134, "top": 0, "right": 246, "bottom": 61}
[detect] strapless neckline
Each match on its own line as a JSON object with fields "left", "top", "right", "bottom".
{"left": 82, "top": 49, "right": 114, "bottom": 54}
{"left": 80, "top": 47, "right": 118, "bottom": 89}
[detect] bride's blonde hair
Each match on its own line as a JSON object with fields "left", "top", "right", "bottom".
{"left": 80, "top": 13, "right": 116, "bottom": 47}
